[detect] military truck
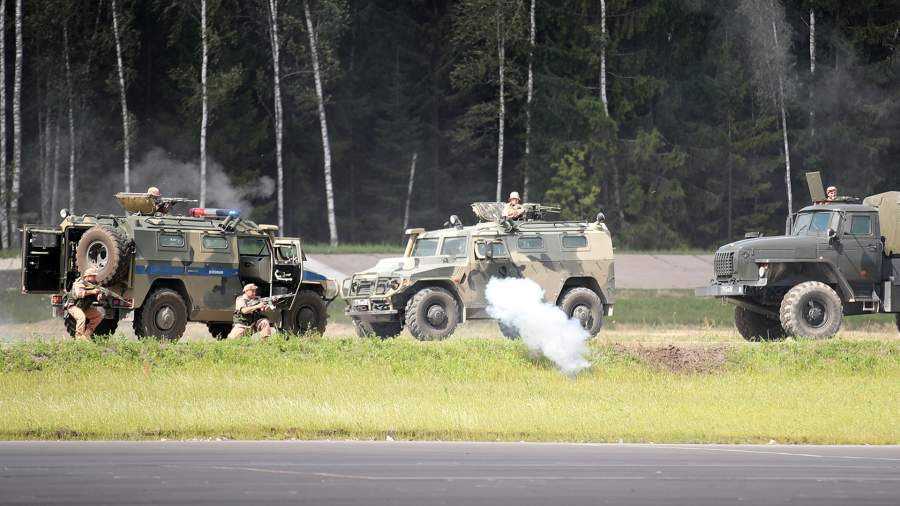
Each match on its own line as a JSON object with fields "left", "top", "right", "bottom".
{"left": 21, "top": 193, "right": 338, "bottom": 339}
{"left": 341, "top": 202, "right": 615, "bottom": 340}
{"left": 696, "top": 173, "right": 900, "bottom": 340}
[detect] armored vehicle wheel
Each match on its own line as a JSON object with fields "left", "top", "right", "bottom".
{"left": 207, "top": 322, "right": 232, "bottom": 340}
{"left": 75, "top": 225, "right": 131, "bottom": 285}
{"left": 282, "top": 290, "right": 327, "bottom": 335}
{"left": 896, "top": 313, "right": 900, "bottom": 334}
{"left": 779, "top": 282, "right": 843, "bottom": 339}
{"left": 134, "top": 289, "right": 188, "bottom": 340}
{"left": 64, "top": 313, "right": 118, "bottom": 337}
{"left": 353, "top": 318, "right": 403, "bottom": 339}
{"left": 734, "top": 306, "right": 786, "bottom": 342}
{"left": 498, "top": 321, "right": 519, "bottom": 339}
{"left": 559, "top": 287, "right": 603, "bottom": 337}
{"left": 405, "top": 287, "right": 459, "bottom": 341}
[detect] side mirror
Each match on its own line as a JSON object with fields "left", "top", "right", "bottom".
{"left": 59, "top": 208, "right": 70, "bottom": 219}
{"left": 828, "top": 228, "right": 839, "bottom": 242}
{"left": 449, "top": 215, "right": 463, "bottom": 229}
{"left": 596, "top": 212, "right": 606, "bottom": 223}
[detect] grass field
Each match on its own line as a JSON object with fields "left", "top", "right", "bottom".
{"left": 303, "top": 243, "right": 406, "bottom": 255}
{"left": 1, "top": 337, "right": 899, "bottom": 443}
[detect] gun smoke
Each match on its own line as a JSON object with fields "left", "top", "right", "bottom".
{"left": 486, "top": 277, "right": 591, "bottom": 376}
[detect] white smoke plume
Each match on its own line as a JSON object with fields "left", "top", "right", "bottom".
{"left": 486, "top": 277, "right": 591, "bottom": 375}
{"left": 130, "top": 147, "right": 274, "bottom": 215}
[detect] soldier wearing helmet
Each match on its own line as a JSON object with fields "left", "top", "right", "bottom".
{"left": 502, "top": 191, "right": 525, "bottom": 220}
{"left": 65, "top": 268, "right": 105, "bottom": 341}
{"left": 826, "top": 186, "right": 838, "bottom": 201}
{"left": 227, "top": 283, "right": 274, "bottom": 339}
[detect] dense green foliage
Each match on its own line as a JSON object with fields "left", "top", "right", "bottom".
{"left": 4, "top": 0, "right": 900, "bottom": 247}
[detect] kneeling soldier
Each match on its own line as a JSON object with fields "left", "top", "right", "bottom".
{"left": 65, "top": 268, "right": 105, "bottom": 341}
{"left": 228, "top": 283, "right": 274, "bottom": 339}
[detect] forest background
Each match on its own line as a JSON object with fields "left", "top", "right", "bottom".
{"left": 0, "top": 0, "right": 898, "bottom": 249}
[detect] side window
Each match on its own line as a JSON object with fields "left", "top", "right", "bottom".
{"left": 440, "top": 236, "right": 467, "bottom": 257}
{"left": 848, "top": 215, "right": 872, "bottom": 236}
{"left": 517, "top": 236, "right": 544, "bottom": 250}
{"left": 475, "top": 241, "right": 509, "bottom": 258}
{"left": 562, "top": 235, "right": 588, "bottom": 248}
{"left": 276, "top": 245, "right": 298, "bottom": 262}
{"left": 158, "top": 233, "right": 185, "bottom": 249}
{"left": 239, "top": 237, "right": 269, "bottom": 256}
{"left": 202, "top": 235, "right": 229, "bottom": 250}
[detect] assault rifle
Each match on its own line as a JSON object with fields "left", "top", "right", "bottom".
{"left": 156, "top": 197, "right": 199, "bottom": 214}
{"left": 83, "top": 281, "right": 132, "bottom": 307}
{"left": 253, "top": 293, "right": 293, "bottom": 310}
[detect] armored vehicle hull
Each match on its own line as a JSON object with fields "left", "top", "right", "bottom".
{"left": 21, "top": 197, "right": 337, "bottom": 339}
{"left": 342, "top": 203, "right": 616, "bottom": 340}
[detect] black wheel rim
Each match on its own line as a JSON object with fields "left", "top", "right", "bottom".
{"left": 572, "top": 304, "right": 593, "bottom": 329}
{"left": 803, "top": 299, "right": 827, "bottom": 328}
{"left": 425, "top": 303, "right": 447, "bottom": 329}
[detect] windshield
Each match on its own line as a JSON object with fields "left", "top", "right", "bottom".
{"left": 791, "top": 211, "right": 834, "bottom": 235}
{"left": 411, "top": 238, "right": 439, "bottom": 257}
{"left": 440, "top": 236, "right": 467, "bottom": 257}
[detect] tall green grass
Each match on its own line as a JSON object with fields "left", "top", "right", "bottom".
{"left": 304, "top": 243, "right": 405, "bottom": 255}
{"left": 1, "top": 338, "right": 898, "bottom": 443}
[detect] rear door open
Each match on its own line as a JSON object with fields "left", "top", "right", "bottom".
{"left": 21, "top": 226, "right": 64, "bottom": 293}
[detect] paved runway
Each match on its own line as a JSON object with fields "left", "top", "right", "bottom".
{"left": 2, "top": 441, "right": 899, "bottom": 505}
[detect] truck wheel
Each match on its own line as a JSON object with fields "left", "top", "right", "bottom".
{"left": 353, "top": 318, "right": 403, "bottom": 339}
{"left": 283, "top": 290, "right": 327, "bottom": 335}
{"left": 75, "top": 225, "right": 131, "bottom": 285}
{"left": 558, "top": 287, "right": 603, "bottom": 337}
{"left": 405, "top": 287, "right": 459, "bottom": 341}
{"left": 734, "top": 306, "right": 786, "bottom": 342}
{"left": 895, "top": 313, "right": 900, "bottom": 334}
{"left": 64, "top": 313, "right": 118, "bottom": 337}
{"left": 498, "top": 321, "right": 519, "bottom": 339}
{"left": 207, "top": 322, "right": 232, "bottom": 340}
{"left": 779, "top": 282, "right": 843, "bottom": 339}
{"left": 133, "top": 289, "right": 188, "bottom": 340}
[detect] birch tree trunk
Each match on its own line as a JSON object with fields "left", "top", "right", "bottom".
{"left": 402, "top": 152, "right": 417, "bottom": 234}
{"left": 304, "top": 0, "right": 339, "bottom": 246}
{"left": 51, "top": 114, "right": 60, "bottom": 215}
{"left": 770, "top": 1, "right": 792, "bottom": 213}
{"left": 523, "top": 0, "right": 534, "bottom": 202}
{"left": 266, "top": 0, "right": 284, "bottom": 232}
{"left": 600, "top": 0, "right": 609, "bottom": 116}
{"left": 199, "top": 0, "right": 208, "bottom": 206}
{"left": 809, "top": 9, "right": 815, "bottom": 138}
{"left": 65, "top": 24, "right": 75, "bottom": 212}
{"left": 10, "top": 0, "right": 22, "bottom": 245}
{"left": 111, "top": 0, "right": 131, "bottom": 192}
{"left": 0, "top": 0, "right": 7, "bottom": 248}
{"left": 495, "top": 4, "right": 505, "bottom": 202}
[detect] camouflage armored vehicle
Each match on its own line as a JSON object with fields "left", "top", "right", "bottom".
{"left": 341, "top": 202, "right": 615, "bottom": 340}
{"left": 697, "top": 172, "right": 900, "bottom": 340}
{"left": 21, "top": 192, "right": 338, "bottom": 339}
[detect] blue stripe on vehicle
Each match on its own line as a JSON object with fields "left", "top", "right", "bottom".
{"left": 135, "top": 264, "right": 240, "bottom": 277}
{"left": 302, "top": 270, "right": 327, "bottom": 281}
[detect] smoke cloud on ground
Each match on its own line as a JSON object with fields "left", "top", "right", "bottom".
{"left": 486, "top": 277, "right": 591, "bottom": 376}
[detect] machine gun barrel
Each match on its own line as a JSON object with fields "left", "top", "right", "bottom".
{"left": 159, "top": 197, "right": 199, "bottom": 205}
{"left": 255, "top": 294, "right": 293, "bottom": 309}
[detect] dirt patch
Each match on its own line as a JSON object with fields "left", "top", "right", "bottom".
{"left": 617, "top": 343, "right": 733, "bottom": 373}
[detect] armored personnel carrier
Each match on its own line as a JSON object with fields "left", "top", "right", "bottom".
{"left": 697, "top": 172, "right": 900, "bottom": 340}
{"left": 341, "top": 202, "right": 616, "bottom": 340}
{"left": 21, "top": 192, "right": 337, "bottom": 339}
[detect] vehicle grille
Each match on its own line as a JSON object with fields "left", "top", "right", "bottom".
{"left": 714, "top": 252, "right": 735, "bottom": 278}
{"left": 352, "top": 279, "right": 375, "bottom": 296}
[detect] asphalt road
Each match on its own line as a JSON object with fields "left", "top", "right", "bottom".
{"left": 2, "top": 441, "right": 899, "bottom": 505}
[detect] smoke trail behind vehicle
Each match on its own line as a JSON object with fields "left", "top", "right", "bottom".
{"left": 486, "top": 277, "right": 591, "bottom": 375}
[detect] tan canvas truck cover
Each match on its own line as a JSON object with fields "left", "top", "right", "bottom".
{"left": 863, "top": 191, "right": 900, "bottom": 256}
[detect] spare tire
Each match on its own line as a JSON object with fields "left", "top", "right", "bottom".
{"left": 75, "top": 225, "right": 131, "bottom": 285}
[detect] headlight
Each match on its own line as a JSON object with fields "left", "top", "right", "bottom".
{"left": 758, "top": 264, "right": 768, "bottom": 278}
{"left": 341, "top": 278, "right": 351, "bottom": 297}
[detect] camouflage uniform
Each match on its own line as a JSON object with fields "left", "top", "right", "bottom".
{"left": 502, "top": 202, "right": 524, "bottom": 220}
{"left": 227, "top": 293, "right": 273, "bottom": 339}
{"left": 65, "top": 272, "right": 104, "bottom": 341}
